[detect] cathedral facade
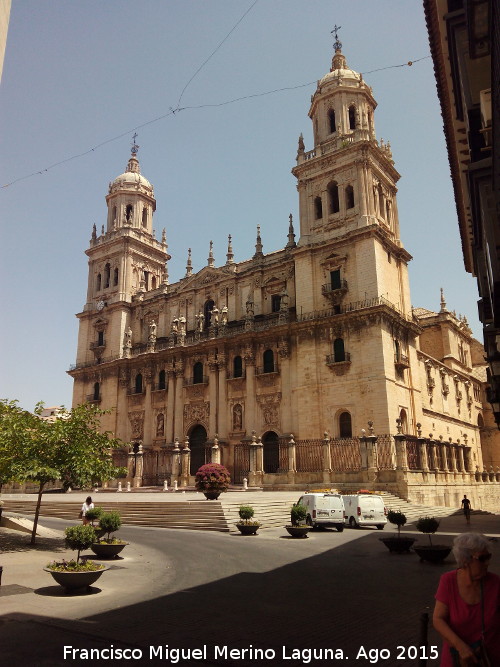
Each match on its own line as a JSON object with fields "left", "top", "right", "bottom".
{"left": 69, "top": 43, "right": 500, "bottom": 508}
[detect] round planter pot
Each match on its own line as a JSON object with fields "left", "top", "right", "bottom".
{"left": 91, "top": 541, "right": 129, "bottom": 559}
{"left": 379, "top": 536, "right": 416, "bottom": 554}
{"left": 236, "top": 524, "right": 260, "bottom": 535}
{"left": 44, "top": 565, "right": 108, "bottom": 591}
{"left": 414, "top": 545, "right": 452, "bottom": 563}
{"left": 285, "top": 525, "right": 311, "bottom": 538}
{"left": 203, "top": 491, "right": 221, "bottom": 500}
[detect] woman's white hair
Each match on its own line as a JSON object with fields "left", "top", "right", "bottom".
{"left": 452, "top": 532, "right": 490, "bottom": 568}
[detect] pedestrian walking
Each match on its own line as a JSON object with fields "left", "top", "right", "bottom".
{"left": 80, "top": 496, "right": 94, "bottom": 525}
{"left": 461, "top": 495, "right": 472, "bottom": 525}
{"left": 433, "top": 532, "right": 500, "bottom": 666}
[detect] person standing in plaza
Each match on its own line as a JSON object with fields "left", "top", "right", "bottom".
{"left": 433, "top": 532, "right": 500, "bottom": 666}
{"left": 461, "top": 495, "right": 472, "bottom": 525}
{"left": 80, "top": 496, "right": 94, "bottom": 525}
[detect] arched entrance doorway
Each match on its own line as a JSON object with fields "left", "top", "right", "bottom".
{"left": 189, "top": 424, "right": 208, "bottom": 475}
{"left": 263, "top": 431, "right": 279, "bottom": 474}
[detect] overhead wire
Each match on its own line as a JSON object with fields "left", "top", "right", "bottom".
{"left": 1, "top": 33, "right": 430, "bottom": 190}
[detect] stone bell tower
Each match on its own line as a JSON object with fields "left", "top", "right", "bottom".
{"left": 71, "top": 139, "right": 170, "bottom": 403}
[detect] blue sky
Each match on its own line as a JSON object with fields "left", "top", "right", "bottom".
{"left": 0, "top": 1, "right": 481, "bottom": 411}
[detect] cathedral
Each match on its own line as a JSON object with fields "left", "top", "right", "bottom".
{"left": 68, "top": 38, "right": 500, "bottom": 509}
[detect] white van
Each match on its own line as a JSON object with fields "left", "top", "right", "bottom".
{"left": 342, "top": 494, "right": 387, "bottom": 529}
{"left": 296, "top": 493, "right": 345, "bottom": 531}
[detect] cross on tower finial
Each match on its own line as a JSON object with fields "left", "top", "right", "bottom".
{"left": 131, "top": 133, "right": 139, "bottom": 156}
{"left": 331, "top": 24, "right": 342, "bottom": 52}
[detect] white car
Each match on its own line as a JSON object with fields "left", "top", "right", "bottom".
{"left": 296, "top": 493, "right": 345, "bottom": 531}
{"left": 343, "top": 494, "right": 387, "bottom": 529}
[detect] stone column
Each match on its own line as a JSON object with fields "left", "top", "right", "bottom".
{"left": 450, "top": 440, "right": 459, "bottom": 473}
{"left": 132, "top": 443, "right": 144, "bottom": 488}
{"left": 248, "top": 432, "right": 260, "bottom": 487}
{"left": 166, "top": 367, "right": 176, "bottom": 443}
{"left": 211, "top": 435, "right": 221, "bottom": 465}
{"left": 365, "top": 421, "right": 378, "bottom": 483}
{"left": 244, "top": 347, "right": 256, "bottom": 432}
{"left": 171, "top": 437, "right": 181, "bottom": 481}
{"left": 208, "top": 357, "right": 218, "bottom": 438}
{"left": 427, "top": 435, "right": 438, "bottom": 472}
{"left": 440, "top": 440, "right": 449, "bottom": 472}
{"left": 255, "top": 435, "right": 264, "bottom": 485}
{"left": 278, "top": 340, "right": 292, "bottom": 433}
{"left": 217, "top": 354, "right": 228, "bottom": 440}
{"left": 287, "top": 434, "right": 296, "bottom": 485}
{"left": 143, "top": 366, "right": 154, "bottom": 447}
{"left": 173, "top": 362, "right": 184, "bottom": 445}
{"left": 463, "top": 447, "right": 472, "bottom": 473}
{"left": 322, "top": 432, "right": 332, "bottom": 484}
{"left": 457, "top": 446, "right": 466, "bottom": 473}
{"left": 417, "top": 424, "right": 429, "bottom": 472}
{"left": 181, "top": 437, "right": 191, "bottom": 487}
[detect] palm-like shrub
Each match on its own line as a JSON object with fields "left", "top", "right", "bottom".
{"left": 387, "top": 510, "right": 407, "bottom": 538}
{"left": 195, "top": 463, "right": 231, "bottom": 494}
{"left": 416, "top": 516, "right": 440, "bottom": 546}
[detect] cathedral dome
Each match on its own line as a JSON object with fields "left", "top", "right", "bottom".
{"left": 319, "top": 49, "right": 362, "bottom": 87}
{"left": 108, "top": 151, "right": 154, "bottom": 196}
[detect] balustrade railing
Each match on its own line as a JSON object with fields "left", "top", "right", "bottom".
{"left": 295, "top": 439, "right": 323, "bottom": 472}
{"left": 330, "top": 437, "right": 362, "bottom": 471}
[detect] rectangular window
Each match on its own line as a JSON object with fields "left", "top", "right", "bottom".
{"left": 330, "top": 270, "right": 341, "bottom": 290}
{"left": 271, "top": 294, "right": 281, "bottom": 312}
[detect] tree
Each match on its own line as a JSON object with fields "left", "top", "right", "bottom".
{"left": 0, "top": 400, "right": 126, "bottom": 544}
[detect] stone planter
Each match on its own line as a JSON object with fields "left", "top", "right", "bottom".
{"left": 203, "top": 491, "right": 221, "bottom": 500}
{"left": 236, "top": 523, "right": 260, "bottom": 535}
{"left": 379, "top": 536, "right": 416, "bottom": 554}
{"left": 44, "top": 565, "right": 108, "bottom": 591}
{"left": 91, "top": 541, "right": 129, "bottom": 559}
{"left": 414, "top": 545, "right": 452, "bottom": 563}
{"left": 285, "top": 525, "right": 311, "bottom": 538}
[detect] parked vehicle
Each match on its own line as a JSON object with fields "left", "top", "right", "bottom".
{"left": 296, "top": 493, "right": 345, "bottom": 531}
{"left": 343, "top": 494, "right": 387, "bottom": 530}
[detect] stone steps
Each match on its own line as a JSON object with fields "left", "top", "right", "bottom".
{"left": 2, "top": 500, "right": 230, "bottom": 532}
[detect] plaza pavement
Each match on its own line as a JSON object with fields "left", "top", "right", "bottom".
{"left": 0, "top": 491, "right": 499, "bottom": 667}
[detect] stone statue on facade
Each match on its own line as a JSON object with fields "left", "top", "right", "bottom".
{"left": 221, "top": 305, "right": 228, "bottom": 326}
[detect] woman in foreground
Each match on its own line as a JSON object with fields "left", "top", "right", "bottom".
{"left": 433, "top": 532, "right": 500, "bottom": 666}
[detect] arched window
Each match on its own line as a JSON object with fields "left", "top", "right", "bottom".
{"left": 346, "top": 185, "right": 355, "bottom": 209}
{"left": 378, "top": 185, "right": 384, "bottom": 218}
{"left": 97, "top": 330, "right": 104, "bottom": 346}
{"left": 114, "top": 268, "right": 119, "bottom": 286}
{"left": 314, "top": 196, "right": 323, "bottom": 220}
{"left": 104, "top": 263, "right": 111, "bottom": 288}
{"left": 193, "top": 361, "right": 204, "bottom": 384}
{"left": 204, "top": 300, "right": 214, "bottom": 329}
{"left": 135, "top": 373, "right": 143, "bottom": 394}
{"left": 339, "top": 412, "right": 352, "bottom": 438}
{"left": 112, "top": 206, "right": 117, "bottom": 223}
{"left": 126, "top": 204, "right": 133, "bottom": 222}
{"left": 93, "top": 382, "right": 100, "bottom": 401}
{"left": 348, "top": 105, "right": 356, "bottom": 130}
{"left": 333, "top": 338, "right": 346, "bottom": 362}
{"left": 142, "top": 207, "right": 147, "bottom": 227}
{"left": 158, "top": 370, "right": 166, "bottom": 390}
{"left": 328, "top": 182, "right": 340, "bottom": 214}
{"left": 233, "top": 355, "right": 243, "bottom": 378}
{"left": 263, "top": 349, "right": 275, "bottom": 373}
{"left": 96, "top": 273, "right": 102, "bottom": 292}
{"left": 399, "top": 409, "right": 408, "bottom": 434}
{"left": 328, "top": 108, "right": 336, "bottom": 133}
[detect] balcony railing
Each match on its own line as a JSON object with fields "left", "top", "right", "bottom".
{"left": 326, "top": 352, "right": 351, "bottom": 365}
{"left": 255, "top": 366, "right": 279, "bottom": 376}
{"left": 183, "top": 376, "right": 209, "bottom": 387}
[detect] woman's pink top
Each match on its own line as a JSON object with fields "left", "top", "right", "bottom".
{"left": 435, "top": 570, "right": 500, "bottom": 666}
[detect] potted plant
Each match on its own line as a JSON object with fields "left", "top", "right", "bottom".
{"left": 84, "top": 505, "right": 102, "bottom": 527}
{"left": 236, "top": 505, "right": 261, "bottom": 535}
{"left": 91, "top": 510, "right": 128, "bottom": 558}
{"left": 44, "top": 525, "right": 108, "bottom": 591}
{"left": 195, "top": 463, "right": 231, "bottom": 500}
{"left": 414, "top": 516, "right": 451, "bottom": 563}
{"left": 379, "top": 510, "right": 415, "bottom": 553}
{"left": 285, "top": 503, "right": 310, "bottom": 538}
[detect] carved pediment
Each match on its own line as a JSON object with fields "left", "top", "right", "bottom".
{"left": 178, "top": 266, "right": 228, "bottom": 292}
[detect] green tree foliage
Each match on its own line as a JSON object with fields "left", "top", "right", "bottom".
{"left": 0, "top": 400, "right": 126, "bottom": 544}
{"left": 98, "top": 510, "right": 122, "bottom": 541}
{"left": 64, "top": 525, "right": 96, "bottom": 563}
